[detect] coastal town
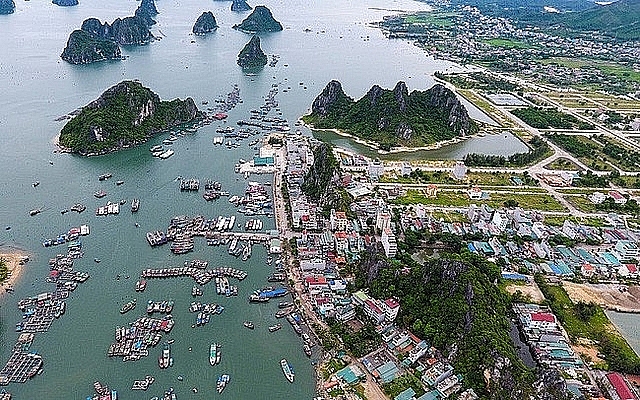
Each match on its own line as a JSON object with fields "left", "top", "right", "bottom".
{"left": 0, "top": 0, "right": 639, "bottom": 399}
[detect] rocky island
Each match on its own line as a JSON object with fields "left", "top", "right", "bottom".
{"left": 231, "top": 0, "right": 251, "bottom": 12}
{"left": 0, "top": 0, "right": 15, "bottom": 14}
{"left": 237, "top": 35, "right": 267, "bottom": 70}
{"left": 233, "top": 5, "right": 282, "bottom": 33}
{"left": 81, "top": 16, "right": 153, "bottom": 45}
{"left": 304, "top": 81, "right": 478, "bottom": 149}
{"left": 192, "top": 11, "right": 218, "bottom": 35}
{"left": 59, "top": 81, "right": 201, "bottom": 155}
{"left": 52, "top": 0, "right": 78, "bottom": 6}
{"left": 61, "top": 30, "right": 121, "bottom": 64}
{"left": 134, "top": 0, "right": 158, "bottom": 26}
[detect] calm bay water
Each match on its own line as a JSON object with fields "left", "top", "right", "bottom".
{"left": 606, "top": 311, "right": 640, "bottom": 356}
{"left": 0, "top": 0, "right": 537, "bottom": 398}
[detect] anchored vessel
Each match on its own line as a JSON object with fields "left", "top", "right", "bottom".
{"left": 280, "top": 359, "right": 294, "bottom": 383}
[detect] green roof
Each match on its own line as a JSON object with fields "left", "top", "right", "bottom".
{"left": 395, "top": 388, "right": 416, "bottom": 400}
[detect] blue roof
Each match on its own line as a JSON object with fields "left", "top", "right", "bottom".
{"left": 416, "top": 390, "right": 440, "bottom": 400}
{"left": 501, "top": 272, "right": 528, "bottom": 281}
{"left": 336, "top": 366, "right": 360, "bottom": 384}
{"left": 395, "top": 388, "right": 416, "bottom": 400}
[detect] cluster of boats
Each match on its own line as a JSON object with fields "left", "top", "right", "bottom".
{"left": 215, "top": 276, "right": 238, "bottom": 297}
{"left": 130, "top": 375, "right": 155, "bottom": 391}
{"left": 146, "top": 300, "right": 174, "bottom": 314}
{"left": 179, "top": 178, "right": 200, "bottom": 191}
{"left": 150, "top": 144, "right": 175, "bottom": 159}
{"left": 216, "top": 374, "right": 230, "bottom": 393}
{"left": 95, "top": 202, "right": 120, "bottom": 216}
{"left": 41, "top": 225, "right": 90, "bottom": 248}
{"left": 135, "top": 279, "right": 147, "bottom": 292}
{"left": 244, "top": 219, "right": 263, "bottom": 231}
{"left": 108, "top": 316, "right": 175, "bottom": 361}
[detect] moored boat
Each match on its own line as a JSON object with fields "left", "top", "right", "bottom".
{"left": 268, "top": 324, "right": 281, "bottom": 333}
{"left": 243, "top": 321, "right": 254, "bottom": 329}
{"left": 120, "top": 299, "right": 136, "bottom": 314}
{"left": 216, "top": 374, "right": 230, "bottom": 393}
{"left": 280, "top": 359, "right": 294, "bottom": 383}
{"left": 210, "top": 343, "right": 221, "bottom": 366}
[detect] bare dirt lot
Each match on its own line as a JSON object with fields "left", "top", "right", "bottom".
{"left": 563, "top": 282, "right": 640, "bottom": 312}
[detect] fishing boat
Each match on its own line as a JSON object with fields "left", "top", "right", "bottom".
{"left": 131, "top": 198, "right": 140, "bottom": 212}
{"left": 120, "top": 299, "right": 136, "bottom": 314}
{"left": 159, "top": 149, "right": 174, "bottom": 159}
{"left": 135, "top": 279, "right": 147, "bottom": 292}
{"left": 210, "top": 343, "right": 221, "bottom": 366}
{"left": 116, "top": 180, "right": 124, "bottom": 186}
{"left": 278, "top": 302, "right": 293, "bottom": 309}
{"left": 150, "top": 145, "right": 163, "bottom": 152}
{"left": 216, "top": 374, "right": 230, "bottom": 393}
{"left": 303, "top": 344, "right": 312, "bottom": 357}
{"left": 159, "top": 342, "right": 171, "bottom": 369}
{"left": 280, "top": 359, "right": 295, "bottom": 383}
{"left": 243, "top": 321, "right": 254, "bottom": 329}
{"left": 268, "top": 324, "right": 282, "bottom": 333}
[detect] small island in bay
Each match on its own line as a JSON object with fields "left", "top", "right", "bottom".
{"left": 61, "top": 30, "right": 121, "bottom": 64}
{"left": 233, "top": 5, "right": 282, "bottom": 33}
{"left": 81, "top": 16, "right": 153, "bottom": 46}
{"left": 231, "top": 0, "right": 251, "bottom": 12}
{"left": 0, "top": 0, "right": 15, "bottom": 14}
{"left": 52, "top": 0, "right": 78, "bottom": 6}
{"left": 237, "top": 35, "right": 267, "bottom": 70}
{"left": 134, "top": 0, "right": 158, "bottom": 26}
{"left": 192, "top": 11, "right": 218, "bottom": 35}
{"left": 59, "top": 81, "right": 201, "bottom": 155}
{"left": 304, "top": 81, "right": 478, "bottom": 149}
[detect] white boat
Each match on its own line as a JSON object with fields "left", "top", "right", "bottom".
{"left": 280, "top": 359, "right": 294, "bottom": 383}
{"left": 159, "top": 149, "right": 175, "bottom": 159}
{"left": 210, "top": 343, "right": 220, "bottom": 366}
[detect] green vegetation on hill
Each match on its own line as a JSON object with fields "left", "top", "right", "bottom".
{"left": 305, "top": 81, "right": 478, "bottom": 150}
{"left": 233, "top": 5, "right": 282, "bottom": 32}
{"left": 61, "top": 30, "right": 121, "bottom": 65}
{"left": 0, "top": 258, "right": 8, "bottom": 283}
{"left": 237, "top": 35, "right": 267, "bottom": 69}
{"left": 59, "top": 81, "right": 200, "bottom": 155}
{"left": 352, "top": 247, "right": 536, "bottom": 398}
{"left": 535, "top": 275, "right": 640, "bottom": 374}
{"left": 511, "top": 107, "right": 594, "bottom": 130}
{"left": 559, "top": 0, "right": 640, "bottom": 40}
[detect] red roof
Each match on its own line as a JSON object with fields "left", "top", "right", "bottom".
{"left": 335, "top": 231, "right": 347, "bottom": 239}
{"left": 365, "top": 299, "right": 383, "bottom": 315}
{"left": 607, "top": 373, "right": 636, "bottom": 400}
{"left": 627, "top": 264, "right": 637, "bottom": 273}
{"left": 609, "top": 190, "right": 625, "bottom": 200}
{"left": 385, "top": 298, "right": 400, "bottom": 309}
{"left": 531, "top": 312, "right": 555, "bottom": 323}
{"left": 335, "top": 211, "right": 346, "bottom": 219}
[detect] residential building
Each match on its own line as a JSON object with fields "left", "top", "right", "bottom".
{"left": 381, "top": 227, "right": 397, "bottom": 258}
{"left": 615, "top": 240, "right": 639, "bottom": 262}
{"left": 382, "top": 298, "right": 400, "bottom": 322}
{"left": 452, "top": 161, "right": 467, "bottom": 180}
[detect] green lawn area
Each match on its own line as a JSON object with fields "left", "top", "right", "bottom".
{"left": 565, "top": 195, "right": 598, "bottom": 213}
{"left": 484, "top": 38, "right": 535, "bottom": 49}
{"left": 545, "top": 157, "right": 581, "bottom": 171}
{"left": 543, "top": 215, "right": 605, "bottom": 227}
{"left": 393, "top": 189, "right": 566, "bottom": 212}
{"left": 381, "top": 171, "right": 539, "bottom": 187}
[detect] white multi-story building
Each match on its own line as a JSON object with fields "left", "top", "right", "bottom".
{"left": 376, "top": 211, "right": 392, "bottom": 233}
{"left": 381, "top": 227, "right": 397, "bottom": 258}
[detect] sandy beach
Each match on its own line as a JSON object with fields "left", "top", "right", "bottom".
{"left": 0, "top": 250, "right": 30, "bottom": 295}
{"left": 563, "top": 282, "right": 640, "bottom": 313}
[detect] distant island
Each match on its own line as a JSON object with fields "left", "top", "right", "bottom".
{"left": 61, "top": 30, "right": 121, "bottom": 64}
{"left": 237, "top": 35, "right": 267, "bottom": 70}
{"left": 52, "top": 0, "right": 78, "bottom": 6}
{"left": 0, "top": 0, "right": 15, "bottom": 14}
{"left": 62, "top": 12, "right": 155, "bottom": 64}
{"left": 233, "top": 5, "right": 282, "bottom": 33}
{"left": 193, "top": 12, "right": 218, "bottom": 35}
{"left": 304, "top": 81, "right": 478, "bottom": 150}
{"left": 59, "top": 81, "right": 201, "bottom": 155}
{"left": 231, "top": 0, "right": 251, "bottom": 12}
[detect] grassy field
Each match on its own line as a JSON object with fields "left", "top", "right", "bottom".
{"left": 457, "top": 89, "right": 513, "bottom": 128}
{"left": 394, "top": 189, "right": 566, "bottom": 212}
{"left": 565, "top": 195, "right": 598, "bottom": 213}
{"left": 381, "top": 171, "right": 539, "bottom": 187}
{"left": 545, "top": 157, "right": 581, "bottom": 171}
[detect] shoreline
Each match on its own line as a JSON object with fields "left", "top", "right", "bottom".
{"left": 303, "top": 120, "right": 480, "bottom": 155}
{"left": 0, "top": 249, "right": 30, "bottom": 297}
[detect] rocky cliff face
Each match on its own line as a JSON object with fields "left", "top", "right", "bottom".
{"left": 231, "top": 0, "right": 251, "bottom": 12}
{"left": 61, "top": 30, "right": 121, "bottom": 64}
{"left": 237, "top": 35, "right": 267, "bottom": 69}
{"left": 233, "top": 5, "right": 282, "bottom": 32}
{"left": 311, "top": 80, "right": 350, "bottom": 117}
{"left": 59, "top": 81, "right": 200, "bottom": 155}
{"left": 80, "top": 17, "right": 152, "bottom": 46}
{"left": 135, "top": 0, "right": 158, "bottom": 26}
{"left": 307, "top": 80, "right": 477, "bottom": 147}
{"left": 0, "top": 0, "right": 15, "bottom": 14}
{"left": 53, "top": 0, "right": 78, "bottom": 6}
{"left": 192, "top": 11, "right": 218, "bottom": 35}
